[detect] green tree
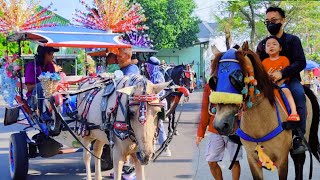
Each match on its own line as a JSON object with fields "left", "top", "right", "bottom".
{"left": 214, "top": 0, "right": 320, "bottom": 60}
{"left": 134, "top": 0, "right": 200, "bottom": 49}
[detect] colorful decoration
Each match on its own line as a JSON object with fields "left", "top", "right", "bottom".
{"left": 3, "top": 53, "right": 22, "bottom": 79}
{"left": 0, "top": 0, "right": 56, "bottom": 33}
{"left": 38, "top": 72, "right": 61, "bottom": 98}
{"left": 0, "top": 54, "right": 22, "bottom": 106}
{"left": 241, "top": 55, "right": 260, "bottom": 108}
{"left": 209, "top": 91, "right": 243, "bottom": 104}
{"left": 122, "top": 30, "right": 153, "bottom": 48}
{"left": 255, "top": 145, "right": 276, "bottom": 171}
{"left": 74, "top": 0, "right": 147, "bottom": 32}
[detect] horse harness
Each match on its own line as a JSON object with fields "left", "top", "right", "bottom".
{"left": 103, "top": 75, "right": 164, "bottom": 148}
{"left": 180, "top": 64, "right": 195, "bottom": 87}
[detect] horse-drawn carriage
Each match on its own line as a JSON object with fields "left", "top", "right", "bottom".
{"left": 2, "top": 26, "right": 190, "bottom": 180}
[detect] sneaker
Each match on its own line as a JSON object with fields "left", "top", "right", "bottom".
{"left": 292, "top": 137, "right": 306, "bottom": 154}
{"left": 122, "top": 171, "right": 136, "bottom": 180}
{"left": 160, "top": 148, "right": 172, "bottom": 157}
{"left": 174, "top": 130, "right": 180, "bottom": 136}
{"left": 123, "top": 165, "right": 135, "bottom": 174}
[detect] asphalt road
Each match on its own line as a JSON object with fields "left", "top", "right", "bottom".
{"left": 1, "top": 92, "right": 320, "bottom": 180}
{"left": 0, "top": 92, "right": 200, "bottom": 180}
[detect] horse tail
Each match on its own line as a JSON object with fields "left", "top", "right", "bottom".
{"left": 304, "top": 85, "right": 320, "bottom": 162}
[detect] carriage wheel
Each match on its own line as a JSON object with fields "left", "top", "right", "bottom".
{"left": 9, "top": 133, "right": 29, "bottom": 180}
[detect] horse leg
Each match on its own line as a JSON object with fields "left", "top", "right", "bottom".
{"left": 247, "top": 155, "right": 263, "bottom": 180}
{"left": 93, "top": 140, "right": 105, "bottom": 180}
{"left": 166, "top": 97, "right": 173, "bottom": 134}
{"left": 291, "top": 152, "right": 306, "bottom": 180}
{"left": 277, "top": 157, "right": 289, "bottom": 180}
{"left": 83, "top": 137, "right": 93, "bottom": 180}
{"left": 113, "top": 149, "right": 125, "bottom": 180}
{"left": 172, "top": 110, "right": 178, "bottom": 135}
{"left": 131, "top": 153, "right": 145, "bottom": 180}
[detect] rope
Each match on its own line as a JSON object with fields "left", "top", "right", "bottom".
{"left": 153, "top": 96, "right": 186, "bottom": 161}
{"left": 192, "top": 145, "right": 201, "bottom": 180}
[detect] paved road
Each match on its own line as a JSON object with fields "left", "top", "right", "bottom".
{"left": 0, "top": 92, "right": 201, "bottom": 180}
{"left": 1, "top": 92, "right": 320, "bottom": 180}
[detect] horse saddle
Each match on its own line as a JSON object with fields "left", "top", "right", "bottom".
{"left": 101, "top": 83, "right": 116, "bottom": 112}
{"left": 102, "top": 83, "right": 115, "bottom": 97}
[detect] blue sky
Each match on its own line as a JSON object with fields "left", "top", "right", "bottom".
{"left": 40, "top": 0, "right": 218, "bottom": 22}
{"left": 40, "top": 0, "right": 90, "bottom": 21}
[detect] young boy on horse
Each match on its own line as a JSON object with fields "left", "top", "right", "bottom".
{"left": 256, "top": 7, "right": 307, "bottom": 154}
{"left": 262, "top": 36, "right": 300, "bottom": 121}
{"left": 196, "top": 83, "right": 242, "bottom": 180}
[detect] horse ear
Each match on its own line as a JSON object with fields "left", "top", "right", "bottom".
{"left": 153, "top": 81, "right": 171, "bottom": 94}
{"left": 117, "top": 86, "right": 136, "bottom": 95}
{"left": 191, "top": 60, "right": 194, "bottom": 65}
{"left": 241, "top": 41, "right": 250, "bottom": 52}
{"left": 211, "top": 44, "right": 220, "bottom": 55}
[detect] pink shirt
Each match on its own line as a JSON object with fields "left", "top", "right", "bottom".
{"left": 25, "top": 61, "right": 55, "bottom": 97}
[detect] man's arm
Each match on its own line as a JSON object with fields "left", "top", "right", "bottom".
{"left": 281, "top": 36, "right": 306, "bottom": 79}
{"left": 197, "top": 84, "right": 211, "bottom": 138}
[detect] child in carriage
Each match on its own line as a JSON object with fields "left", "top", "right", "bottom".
{"left": 262, "top": 36, "right": 300, "bottom": 121}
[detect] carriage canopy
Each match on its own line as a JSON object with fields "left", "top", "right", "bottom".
{"left": 6, "top": 26, "right": 131, "bottom": 49}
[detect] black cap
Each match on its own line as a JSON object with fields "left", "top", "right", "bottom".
{"left": 37, "top": 46, "right": 59, "bottom": 55}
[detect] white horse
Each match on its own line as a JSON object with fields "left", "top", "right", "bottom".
{"left": 77, "top": 74, "right": 169, "bottom": 180}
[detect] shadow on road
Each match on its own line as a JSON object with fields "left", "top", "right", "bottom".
{"left": 175, "top": 174, "right": 193, "bottom": 179}
{"left": 155, "top": 158, "right": 192, "bottom": 163}
{"left": 27, "top": 158, "right": 87, "bottom": 180}
{"left": 0, "top": 147, "right": 8, "bottom": 151}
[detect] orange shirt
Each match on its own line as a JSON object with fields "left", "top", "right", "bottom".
{"left": 262, "top": 56, "right": 290, "bottom": 73}
{"left": 197, "top": 84, "right": 218, "bottom": 138}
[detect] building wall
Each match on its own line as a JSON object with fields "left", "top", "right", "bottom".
{"left": 156, "top": 45, "right": 202, "bottom": 77}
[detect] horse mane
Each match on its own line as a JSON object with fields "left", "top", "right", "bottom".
{"left": 236, "top": 49, "right": 275, "bottom": 104}
{"left": 210, "top": 53, "right": 224, "bottom": 76}
{"left": 210, "top": 49, "right": 275, "bottom": 105}
{"left": 171, "top": 65, "right": 184, "bottom": 83}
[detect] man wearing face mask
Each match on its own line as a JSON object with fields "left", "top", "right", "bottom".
{"left": 256, "top": 7, "right": 307, "bottom": 154}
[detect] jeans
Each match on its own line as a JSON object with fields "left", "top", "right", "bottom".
{"left": 158, "top": 98, "right": 168, "bottom": 145}
{"left": 158, "top": 120, "right": 167, "bottom": 145}
{"left": 288, "top": 78, "right": 306, "bottom": 135}
{"left": 27, "top": 83, "right": 46, "bottom": 115}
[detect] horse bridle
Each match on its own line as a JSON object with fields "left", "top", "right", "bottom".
{"left": 180, "top": 64, "right": 195, "bottom": 89}
{"left": 115, "top": 76, "right": 164, "bottom": 143}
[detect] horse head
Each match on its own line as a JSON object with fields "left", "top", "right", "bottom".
{"left": 117, "top": 75, "right": 170, "bottom": 165}
{"left": 209, "top": 42, "right": 274, "bottom": 136}
{"left": 170, "top": 63, "right": 195, "bottom": 93}
{"left": 182, "top": 63, "right": 195, "bottom": 92}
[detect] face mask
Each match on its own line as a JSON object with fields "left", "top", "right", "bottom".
{"left": 267, "top": 23, "right": 282, "bottom": 35}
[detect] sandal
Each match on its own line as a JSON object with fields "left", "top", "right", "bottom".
{"left": 287, "top": 114, "right": 300, "bottom": 121}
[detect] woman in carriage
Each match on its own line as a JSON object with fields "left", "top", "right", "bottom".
{"left": 24, "top": 45, "right": 59, "bottom": 121}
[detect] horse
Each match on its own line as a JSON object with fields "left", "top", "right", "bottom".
{"left": 208, "top": 42, "right": 320, "bottom": 180}
{"left": 157, "top": 62, "right": 195, "bottom": 135}
{"left": 76, "top": 74, "right": 169, "bottom": 180}
{"left": 161, "top": 62, "right": 195, "bottom": 93}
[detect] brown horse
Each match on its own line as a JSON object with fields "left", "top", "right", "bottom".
{"left": 209, "top": 42, "right": 320, "bottom": 180}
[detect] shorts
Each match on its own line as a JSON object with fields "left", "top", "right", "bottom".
{"left": 205, "top": 132, "right": 243, "bottom": 162}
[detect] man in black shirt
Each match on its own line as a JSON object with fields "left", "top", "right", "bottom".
{"left": 256, "top": 7, "right": 306, "bottom": 154}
